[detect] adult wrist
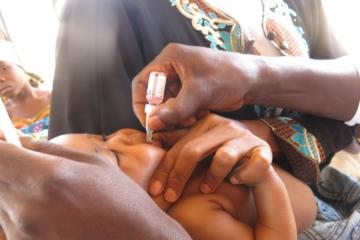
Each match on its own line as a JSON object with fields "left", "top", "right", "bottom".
{"left": 244, "top": 56, "right": 279, "bottom": 105}
{"left": 239, "top": 120, "right": 280, "bottom": 157}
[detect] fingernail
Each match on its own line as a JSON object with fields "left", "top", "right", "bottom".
{"left": 149, "top": 180, "right": 164, "bottom": 196}
{"left": 200, "top": 183, "right": 212, "bottom": 194}
{"left": 164, "top": 188, "right": 177, "bottom": 203}
{"left": 149, "top": 116, "right": 166, "bottom": 131}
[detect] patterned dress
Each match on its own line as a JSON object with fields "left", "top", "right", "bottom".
{"left": 51, "top": 0, "right": 352, "bottom": 186}
{"left": 12, "top": 105, "right": 50, "bottom": 140}
{"left": 168, "top": 0, "right": 326, "bottom": 186}
{"left": 50, "top": 0, "right": 357, "bottom": 238}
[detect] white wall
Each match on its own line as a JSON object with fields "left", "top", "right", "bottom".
{"left": 0, "top": 0, "right": 58, "bottom": 89}
{"left": 324, "top": 0, "right": 360, "bottom": 56}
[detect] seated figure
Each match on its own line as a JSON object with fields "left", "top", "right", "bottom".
{"left": 0, "top": 40, "right": 51, "bottom": 140}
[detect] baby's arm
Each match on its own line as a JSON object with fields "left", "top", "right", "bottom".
{"left": 167, "top": 191, "right": 255, "bottom": 240}
{"left": 168, "top": 166, "right": 296, "bottom": 240}
{"left": 251, "top": 166, "right": 297, "bottom": 240}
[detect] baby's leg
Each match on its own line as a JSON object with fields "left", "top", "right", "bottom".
{"left": 168, "top": 195, "right": 254, "bottom": 240}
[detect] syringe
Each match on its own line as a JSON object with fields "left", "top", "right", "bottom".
{"left": 145, "top": 72, "right": 167, "bottom": 142}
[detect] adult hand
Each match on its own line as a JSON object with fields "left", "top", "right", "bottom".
{"left": 0, "top": 140, "right": 189, "bottom": 240}
{"left": 149, "top": 114, "right": 275, "bottom": 203}
{"left": 132, "top": 43, "right": 261, "bottom": 130}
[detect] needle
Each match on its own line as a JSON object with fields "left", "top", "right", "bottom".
{"left": 145, "top": 104, "right": 155, "bottom": 143}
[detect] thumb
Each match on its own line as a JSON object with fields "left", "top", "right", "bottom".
{"left": 149, "top": 86, "right": 203, "bottom": 130}
{"left": 153, "top": 129, "right": 189, "bottom": 148}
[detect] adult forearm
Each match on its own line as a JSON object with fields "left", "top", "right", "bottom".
{"left": 246, "top": 56, "right": 360, "bottom": 122}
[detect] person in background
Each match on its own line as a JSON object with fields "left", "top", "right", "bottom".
{"left": 0, "top": 40, "right": 51, "bottom": 140}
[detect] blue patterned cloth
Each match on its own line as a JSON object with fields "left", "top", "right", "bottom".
{"left": 168, "top": 0, "right": 309, "bottom": 54}
{"left": 20, "top": 116, "right": 49, "bottom": 140}
{"left": 299, "top": 167, "right": 360, "bottom": 239}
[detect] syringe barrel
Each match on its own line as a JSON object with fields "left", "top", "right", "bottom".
{"left": 146, "top": 72, "right": 166, "bottom": 105}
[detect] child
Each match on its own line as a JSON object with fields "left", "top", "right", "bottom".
{"left": 50, "top": 120, "right": 316, "bottom": 240}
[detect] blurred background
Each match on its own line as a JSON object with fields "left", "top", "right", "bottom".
{"left": 0, "top": 0, "right": 61, "bottom": 89}
{"left": 0, "top": 0, "right": 359, "bottom": 89}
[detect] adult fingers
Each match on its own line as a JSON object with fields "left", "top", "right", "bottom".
{"left": 149, "top": 114, "right": 224, "bottom": 197}
{"left": 149, "top": 125, "right": 213, "bottom": 197}
{"left": 177, "top": 116, "right": 197, "bottom": 128}
{"left": 200, "top": 137, "right": 265, "bottom": 193}
{"left": 132, "top": 77, "right": 148, "bottom": 127}
{"left": 148, "top": 146, "right": 178, "bottom": 198}
{"left": 177, "top": 111, "right": 210, "bottom": 129}
{"left": 153, "top": 129, "right": 189, "bottom": 149}
{"left": 148, "top": 85, "right": 204, "bottom": 131}
{"left": 229, "top": 146, "right": 272, "bottom": 186}
{"left": 132, "top": 47, "right": 179, "bottom": 127}
{"left": 161, "top": 125, "right": 241, "bottom": 203}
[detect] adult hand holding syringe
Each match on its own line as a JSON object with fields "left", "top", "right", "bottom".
{"left": 132, "top": 44, "right": 252, "bottom": 132}
{"left": 132, "top": 44, "right": 267, "bottom": 204}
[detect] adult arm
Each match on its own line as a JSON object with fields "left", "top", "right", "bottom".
{"left": 0, "top": 140, "right": 190, "bottom": 240}
{"left": 133, "top": 44, "right": 360, "bottom": 131}
{"left": 254, "top": 0, "right": 360, "bottom": 124}
{"left": 247, "top": 56, "right": 360, "bottom": 124}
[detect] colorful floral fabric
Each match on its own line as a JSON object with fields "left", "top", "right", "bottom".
{"left": 168, "top": 0, "right": 328, "bottom": 186}
{"left": 12, "top": 105, "right": 50, "bottom": 140}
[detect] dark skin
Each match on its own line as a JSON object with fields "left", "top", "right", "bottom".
{"left": 0, "top": 61, "right": 50, "bottom": 121}
{"left": 132, "top": 43, "right": 360, "bottom": 206}
{"left": 133, "top": 44, "right": 360, "bottom": 130}
{"left": 50, "top": 126, "right": 298, "bottom": 239}
{"left": 0, "top": 139, "right": 190, "bottom": 240}
{"left": 0, "top": 115, "right": 315, "bottom": 239}
{"left": 150, "top": 115, "right": 281, "bottom": 202}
